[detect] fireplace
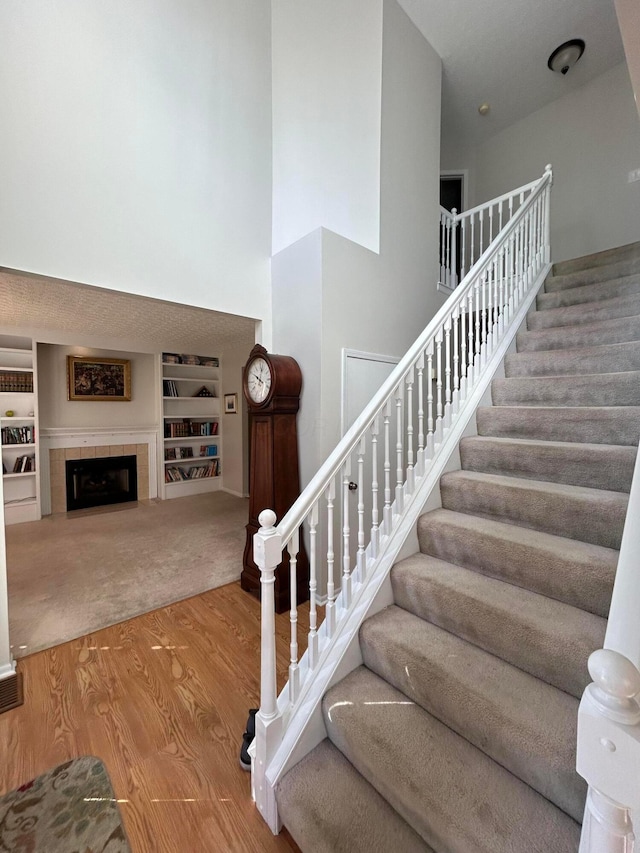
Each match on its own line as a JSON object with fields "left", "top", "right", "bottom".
{"left": 65, "top": 455, "right": 138, "bottom": 511}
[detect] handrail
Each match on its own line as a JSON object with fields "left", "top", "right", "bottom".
{"left": 252, "top": 165, "right": 553, "bottom": 833}
{"left": 278, "top": 167, "right": 552, "bottom": 547}
{"left": 450, "top": 178, "right": 539, "bottom": 223}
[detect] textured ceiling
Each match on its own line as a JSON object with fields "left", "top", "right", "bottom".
{"left": 398, "top": 0, "right": 625, "bottom": 146}
{"left": 0, "top": 269, "right": 256, "bottom": 356}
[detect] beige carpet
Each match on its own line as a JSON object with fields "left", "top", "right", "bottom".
{"left": 6, "top": 491, "right": 248, "bottom": 658}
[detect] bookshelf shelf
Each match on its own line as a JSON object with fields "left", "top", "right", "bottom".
{"left": 159, "top": 354, "right": 222, "bottom": 499}
{"left": 0, "top": 335, "right": 41, "bottom": 524}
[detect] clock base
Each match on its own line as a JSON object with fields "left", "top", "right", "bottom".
{"left": 242, "top": 522, "right": 309, "bottom": 614}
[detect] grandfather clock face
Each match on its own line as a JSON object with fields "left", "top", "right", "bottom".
{"left": 241, "top": 344, "right": 308, "bottom": 613}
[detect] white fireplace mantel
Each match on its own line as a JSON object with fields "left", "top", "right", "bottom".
{"left": 40, "top": 426, "right": 159, "bottom": 514}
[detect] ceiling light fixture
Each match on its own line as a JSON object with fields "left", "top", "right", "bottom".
{"left": 478, "top": 103, "right": 490, "bottom": 116}
{"left": 547, "top": 39, "right": 585, "bottom": 75}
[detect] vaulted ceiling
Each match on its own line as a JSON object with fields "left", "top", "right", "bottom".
{"left": 398, "top": 0, "right": 625, "bottom": 146}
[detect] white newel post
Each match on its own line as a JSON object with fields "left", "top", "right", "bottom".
{"left": 253, "top": 509, "right": 284, "bottom": 834}
{"left": 0, "top": 474, "right": 16, "bottom": 682}
{"left": 577, "top": 649, "right": 640, "bottom": 853}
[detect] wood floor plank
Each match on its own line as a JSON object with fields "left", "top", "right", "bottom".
{"left": 0, "top": 582, "right": 304, "bottom": 852}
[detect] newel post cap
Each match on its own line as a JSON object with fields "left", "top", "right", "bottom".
{"left": 254, "top": 509, "right": 282, "bottom": 573}
{"left": 587, "top": 649, "right": 640, "bottom": 725}
{"left": 258, "top": 509, "right": 277, "bottom": 531}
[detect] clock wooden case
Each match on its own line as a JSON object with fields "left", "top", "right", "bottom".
{"left": 241, "top": 344, "right": 309, "bottom": 613}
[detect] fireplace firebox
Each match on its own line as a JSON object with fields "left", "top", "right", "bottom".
{"left": 65, "top": 455, "right": 138, "bottom": 511}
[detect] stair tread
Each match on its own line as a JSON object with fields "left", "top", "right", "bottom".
{"left": 460, "top": 434, "right": 635, "bottom": 493}
{"left": 392, "top": 553, "right": 606, "bottom": 698}
{"left": 492, "top": 369, "right": 640, "bottom": 407}
{"left": 276, "top": 739, "right": 432, "bottom": 853}
{"left": 546, "top": 253, "right": 640, "bottom": 290}
{"left": 527, "top": 291, "right": 640, "bottom": 331}
{"left": 551, "top": 240, "right": 640, "bottom": 277}
{"left": 323, "top": 666, "right": 581, "bottom": 853}
{"left": 361, "top": 605, "right": 585, "bottom": 822}
{"left": 517, "top": 313, "right": 640, "bottom": 351}
{"left": 538, "top": 272, "right": 640, "bottom": 309}
{"left": 506, "top": 339, "right": 640, "bottom": 377}
{"left": 416, "top": 508, "right": 617, "bottom": 617}
{"left": 477, "top": 404, "right": 640, "bottom": 446}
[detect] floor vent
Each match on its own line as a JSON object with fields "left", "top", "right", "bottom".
{"left": 0, "top": 672, "right": 24, "bottom": 714}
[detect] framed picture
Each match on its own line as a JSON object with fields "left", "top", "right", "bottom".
{"left": 224, "top": 393, "right": 238, "bottom": 414}
{"left": 67, "top": 356, "right": 131, "bottom": 402}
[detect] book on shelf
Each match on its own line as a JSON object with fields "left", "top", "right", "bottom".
{"left": 162, "top": 353, "right": 219, "bottom": 367}
{"left": 1, "top": 425, "right": 34, "bottom": 444}
{"left": 200, "top": 445, "right": 218, "bottom": 457}
{"left": 0, "top": 371, "right": 34, "bottom": 393}
{"left": 164, "top": 458, "right": 219, "bottom": 483}
{"left": 163, "top": 379, "right": 179, "bottom": 397}
{"left": 164, "top": 419, "right": 219, "bottom": 438}
{"left": 11, "top": 454, "right": 35, "bottom": 473}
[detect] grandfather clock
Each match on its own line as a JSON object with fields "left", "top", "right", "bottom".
{"left": 241, "top": 344, "right": 309, "bottom": 613}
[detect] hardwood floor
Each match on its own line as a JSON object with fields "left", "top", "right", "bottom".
{"left": 0, "top": 582, "right": 308, "bottom": 852}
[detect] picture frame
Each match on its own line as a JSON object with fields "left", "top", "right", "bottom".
{"left": 224, "top": 393, "right": 238, "bottom": 414}
{"left": 67, "top": 356, "right": 132, "bottom": 402}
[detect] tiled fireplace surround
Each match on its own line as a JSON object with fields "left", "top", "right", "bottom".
{"left": 40, "top": 428, "right": 158, "bottom": 515}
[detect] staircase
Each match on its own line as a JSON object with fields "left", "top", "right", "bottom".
{"left": 274, "top": 243, "right": 640, "bottom": 852}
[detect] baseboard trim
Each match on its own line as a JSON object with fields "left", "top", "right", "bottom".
{"left": 221, "top": 488, "right": 249, "bottom": 499}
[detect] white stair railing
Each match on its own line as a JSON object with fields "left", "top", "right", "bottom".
{"left": 253, "top": 165, "right": 553, "bottom": 832}
{"left": 439, "top": 177, "right": 540, "bottom": 290}
{"left": 577, "top": 446, "right": 640, "bottom": 852}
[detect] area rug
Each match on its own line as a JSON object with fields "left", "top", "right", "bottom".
{"left": 0, "top": 756, "right": 130, "bottom": 852}
{"left": 7, "top": 491, "right": 248, "bottom": 657}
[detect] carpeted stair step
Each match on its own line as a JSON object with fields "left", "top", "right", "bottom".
{"left": 545, "top": 254, "right": 640, "bottom": 292}
{"left": 391, "top": 555, "right": 606, "bottom": 697}
{"left": 416, "top": 508, "right": 616, "bottom": 617}
{"left": 527, "top": 292, "right": 640, "bottom": 331}
{"left": 477, "top": 404, "right": 640, "bottom": 446}
{"left": 492, "top": 371, "right": 640, "bottom": 407}
{"left": 440, "top": 470, "right": 627, "bottom": 549}
{"left": 360, "top": 606, "right": 586, "bottom": 822}
{"left": 517, "top": 313, "right": 640, "bottom": 352}
{"left": 505, "top": 339, "right": 640, "bottom": 377}
{"left": 459, "top": 435, "right": 635, "bottom": 493}
{"left": 552, "top": 240, "right": 640, "bottom": 277}
{"left": 276, "top": 738, "right": 432, "bottom": 853}
{"left": 322, "top": 666, "right": 581, "bottom": 853}
{"left": 538, "top": 273, "right": 640, "bottom": 310}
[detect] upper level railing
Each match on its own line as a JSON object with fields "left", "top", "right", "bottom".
{"left": 577, "top": 445, "right": 640, "bottom": 852}
{"left": 439, "top": 178, "right": 539, "bottom": 290}
{"left": 252, "top": 166, "right": 553, "bottom": 832}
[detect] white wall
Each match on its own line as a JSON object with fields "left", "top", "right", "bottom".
{"left": 615, "top": 0, "right": 640, "bottom": 121}
{"left": 220, "top": 341, "right": 250, "bottom": 498}
{"left": 474, "top": 62, "right": 640, "bottom": 262}
{"left": 272, "top": 0, "right": 383, "bottom": 256}
{"left": 38, "top": 345, "right": 157, "bottom": 429}
{"left": 273, "top": 0, "right": 443, "bottom": 481}
{"left": 0, "top": 0, "right": 272, "bottom": 330}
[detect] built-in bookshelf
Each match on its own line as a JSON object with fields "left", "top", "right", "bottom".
{"left": 160, "top": 353, "right": 222, "bottom": 499}
{"left": 0, "top": 336, "right": 41, "bottom": 524}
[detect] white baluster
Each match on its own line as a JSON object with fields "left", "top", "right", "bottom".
{"left": 416, "top": 355, "right": 425, "bottom": 477}
{"left": 489, "top": 204, "right": 494, "bottom": 244}
{"left": 325, "top": 481, "right": 336, "bottom": 637}
{"left": 474, "top": 279, "right": 481, "bottom": 377}
{"left": 383, "top": 401, "right": 392, "bottom": 534}
{"left": 435, "top": 331, "right": 443, "bottom": 444}
{"left": 461, "top": 217, "right": 467, "bottom": 280}
{"left": 287, "top": 529, "right": 299, "bottom": 705}
{"left": 544, "top": 165, "right": 552, "bottom": 263}
{"left": 342, "top": 459, "right": 352, "bottom": 609}
{"left": 307, "top": 502, "right": 319, "bottom": 670}
{"left": 445, "top": 216, "right": 452, "bottom": 288}
{"left": 444, "top": 318, "right": 452, "bottom": 427}
{"left": 577, "top": 649, "right": 640, "bottom": 853}
{"left": 467, "top": 290, "right": 475, "bottom": 386}
{"left": 405, "top": 368, "right": 415, "bottom": 494}
{"left": 479, "top": 208, "right": 484, "bottom": 255}
{"left": 452, "top": 305, "right": 460, "bottom": 413}
{"left": 460, "top": 301, "right": 468, "bottom": 400}
{"left": 498, "top": 198, "right": 503, "bottom": 232}
{"left": 480, "top": 268, "right": 487, "bottom": 368}
{"left": 370, "top": 417, "right": 380, "bottom": 558}
{"left": 451, "top": 208, "right": 458, "bottom": 288}
{"left": 356, "top": 436, "right": 366, "bottom": 582}
{"left": 253, "top": 509, "right": 284, "bottom": 833}
{"left": 395, "top": 384, "right": 404, "bottom": 513}
{"left": 426, "top": 345, "right": 434, "bottom": 459}
{"left": 498, "top": 248, "right": 505, "bottom": 338}
{"left": 470, "top": 213, "right": 476, "bottom": 268}
{"left": 440, "top": 213, "right": 446, "bottom": 285}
